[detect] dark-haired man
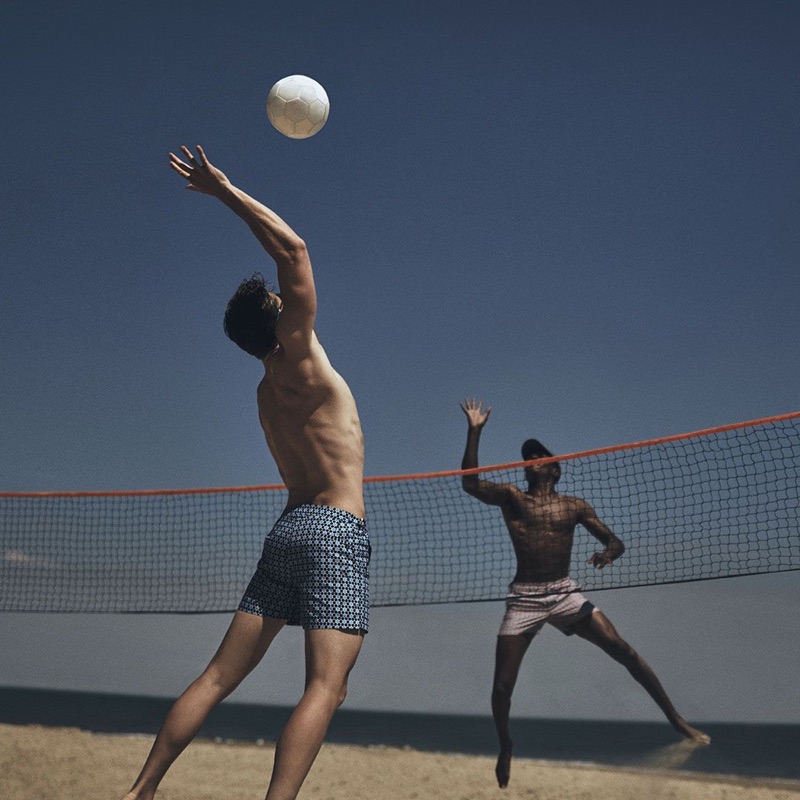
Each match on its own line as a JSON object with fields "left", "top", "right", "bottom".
{"left": 122, "top": 146, "right": 369, "bottom": 800}
{"left": 459, "top": 399, "right": 709, "bottom": 789}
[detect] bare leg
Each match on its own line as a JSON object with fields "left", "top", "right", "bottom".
{"left": 571, "top": 610, "right": 711, "bottom": 744}
{"left": 122, "top": 611, "right": 286, "bottom": 800}
{"left": 264, "top": 628, "right": 363, "bottom": 800}
{"left": 492, "top": 633, "right": 534, "bottom": 788}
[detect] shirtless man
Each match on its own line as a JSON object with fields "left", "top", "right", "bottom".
{"left": 122, "top": 145, "right": 369, "bottom": 800}
{"left": 459, "top": 399, "right": 709, "bottom": 789}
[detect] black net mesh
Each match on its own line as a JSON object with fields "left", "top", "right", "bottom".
{"left": 1, "top": 414, "right": 798, "bottom": 612}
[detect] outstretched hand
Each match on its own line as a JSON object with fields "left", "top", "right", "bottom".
{"left": 460, "top": 398, "right": 492, "bottom": 429}
{"left": 168, "top": 145, "right": 232, "bottom": 197}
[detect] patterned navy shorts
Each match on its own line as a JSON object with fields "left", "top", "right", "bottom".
{"left": 239, "top": 504, "right": 371, "bottom": 632}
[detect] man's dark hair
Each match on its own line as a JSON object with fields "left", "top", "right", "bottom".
{"left": 521, "top": 438, "right": 561, "bottom": 483}
{"left": 223, "top": 273, "right": 281, "bottom": 358}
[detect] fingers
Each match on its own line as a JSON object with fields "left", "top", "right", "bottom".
{"left": 460, "top": 397, "right": 485, "bottom": 410}
{"left": 176, "top": 144, "right": 208, "bottom": 167}
{"left": 168, "top": 154, "right": 191, "bottom": 179}
{"left": 180, "top": 144, "right": 200, "bottom": 166}
{"left": 169, "top": 147, "right": 209, "bottom": 189}
{"left": 169, "top": 150, "right": 191, "bottom": 169}
{"left": 169, "top": 146, "right": 205, "bottom": 176}
{"left": 459, "top": 398, "right": 492, "bottom": 422}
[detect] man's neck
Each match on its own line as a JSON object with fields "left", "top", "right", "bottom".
{"left": 526, "top": 481, "right": 557, "bottom": 498}
{"left": 261, "top": 344, "right": 281, "bottom": 372}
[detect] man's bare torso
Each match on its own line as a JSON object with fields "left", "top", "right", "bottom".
{"left": 257, "top": 333, "right": 365, "bottom": 519}
{"left": 501, "top": 489, "right": 588, "bottom": 582}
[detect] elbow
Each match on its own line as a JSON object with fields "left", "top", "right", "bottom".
{"left": 275, "top": 236, "right": 307, "bottom": 265}
{"left": 285, "top": 236, "right": 307, "bottom": 258}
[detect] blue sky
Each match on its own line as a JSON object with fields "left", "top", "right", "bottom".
{"left": 1, "top": 1, "right": 798, "bottom": 723}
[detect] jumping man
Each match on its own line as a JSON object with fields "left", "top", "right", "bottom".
{"left": 122, "top": 146, "right": 370, "bottom": 800}
{"left": 459, "top": 398, "right": 709, "bottom": 789}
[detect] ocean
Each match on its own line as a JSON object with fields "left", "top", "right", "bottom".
{"left": 1, "top": 686, "right": 798, "bottom": 782}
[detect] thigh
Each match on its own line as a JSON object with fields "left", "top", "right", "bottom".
{"left": 570, "top": 609, "right": 626, "bottom": 652}
{"left": 299, "top": 510, "right": 371, "bottom": 634}
{"left": 206, "top": 611, "right": 287, "bottom": 684}
{"left": 303, "top": 628, "right": 364, "bottom": 689}
{"left": 494, "top": 633, "right": 534, "bottom": 686}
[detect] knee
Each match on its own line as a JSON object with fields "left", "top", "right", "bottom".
{"left": 608, "top": 639, "right": 637, "bottom": 666}
{"left": 306, "top": 675, "right": 349, "bottom": 710}
{"left": 492, "top": 677, "right": 514, "bottom": 703}
{"left": 199, "top": 665, "right": 240, "bottom": 696}
{"left": 335, "top": 679, "right": 348, "bottom": 708}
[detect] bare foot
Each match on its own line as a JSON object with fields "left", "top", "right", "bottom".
{"left": 495, "top": 746, "right": 512, "bottom": 788}
{"left": 674, "top": 719, "right": 711, "bottom": 745}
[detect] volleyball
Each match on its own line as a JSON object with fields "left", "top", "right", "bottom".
{"left": 266, "top": 75, "right": 330, "bottom": 139}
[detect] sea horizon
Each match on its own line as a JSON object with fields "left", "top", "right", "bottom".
{"left": 1, "top": 686, "right": 798, "bottom": 783}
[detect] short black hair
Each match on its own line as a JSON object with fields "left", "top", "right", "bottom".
{"left": 521, "top": 439, "right": 554, "bottom": 461}
{"left": 223, "top": 273, "right": 281, "bottom": 358}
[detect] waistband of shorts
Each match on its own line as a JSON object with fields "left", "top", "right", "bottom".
{"left": 508, "top": 577, "right": 578, "bottom": 593}
{"left": 282, "top": 503, "right": 367, "bottom": 528}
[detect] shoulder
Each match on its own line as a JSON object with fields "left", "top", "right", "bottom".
{"left": 273, "top": 332, "right": 327, "bottom": 371}
{"left": 498, "top": 483, "right": 526, "bottom": 510}
{"left": 279, "top": 330, "right": 327, "bottom": 361}
{"left": 561, "top": 494, "right": 592, "bottom": 517}
{"left": 271, "top": 333, "right": 347, "bottom": 392}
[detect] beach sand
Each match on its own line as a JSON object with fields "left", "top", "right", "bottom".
{"left": 2, "top": 723, "right": 799, "bottom": 800}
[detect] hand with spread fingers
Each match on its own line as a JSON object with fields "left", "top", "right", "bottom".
{"left": 460, "top": 398, "right": 492, "bottom": 430}
{"left": 168, "top": 144, "right": 232, "bottom": 197}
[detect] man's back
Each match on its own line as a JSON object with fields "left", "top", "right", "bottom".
{"left": 257, "top": 332, "right": 365, "bottom": 518}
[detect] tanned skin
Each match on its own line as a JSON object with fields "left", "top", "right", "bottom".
{"left": 460, "top": 399, "right": 710, "bottom": 789}
{"left": 122, "top": 146, "right": 365, "bottom": 800}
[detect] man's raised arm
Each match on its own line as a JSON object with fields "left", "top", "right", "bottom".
{"left": 460, "top": 399, "right": 512, "bottom": 507}
{"left": 168, "top": 145, "right": 315, "bottom": 352}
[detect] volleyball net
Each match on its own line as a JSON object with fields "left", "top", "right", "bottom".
{"left": 1, "top": 411, "right": 799, "bottom": 613}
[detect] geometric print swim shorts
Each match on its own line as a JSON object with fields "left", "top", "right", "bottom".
{"left": 238, "top": 503, "right": 371, "bottom": 633}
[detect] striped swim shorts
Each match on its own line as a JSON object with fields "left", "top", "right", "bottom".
{"left": 499, "top": 577, "right": 595, "bottom": 638}
{"left": 239, "top": 504, "right": 371, "bottom": 632}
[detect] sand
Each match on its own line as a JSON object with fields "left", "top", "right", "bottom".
{"left": 2, "top": 723, "right": 798, "bottom": 800}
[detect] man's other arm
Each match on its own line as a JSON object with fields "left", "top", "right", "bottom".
{"left": 580, "top": 501, "right": 625, "bottom": 568}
